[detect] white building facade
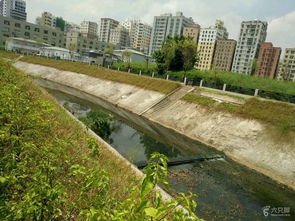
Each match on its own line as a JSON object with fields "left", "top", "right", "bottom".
{"left": 99, "top": 18, "right": 119, "bottom": 43}
{"left": 231, "top": 20, "right": 268, "bottom": 74}
{"left": 196, "top": 20, "right": 228, "bottom": 70}
{"left": 277, "top": 48, "right": 295, "bottom": 82}
{"left": 39, "top": 46, "right": 71, "bottom": 60}
{"left": 149, "top": 12, "right": 195, "bottom": 55}
{"left": 80, "top": 21, "right": 98, "bottom": 39}
{"left": 122, "top": 19, "right": 152, "bottom": 54}
{"left": 109, "top": 25, "right": 130, "bottom": 48}
{"left": 0, "top": 0, "right": 26, "bottom": 21}
{"left": 5, "top": 37, "right": 49, "bottom": 54}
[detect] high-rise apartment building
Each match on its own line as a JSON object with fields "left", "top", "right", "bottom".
{"left": 80, "top": 21, "right": 98, "bottom": 39}
{"left": 196, "top": 20, "right": 228, "bottom": 70}
{"left": 149, "top": 12, "right": 195, "bottom": 55}
{"left": 231, "top": 20, "right": 267, "bottom": 74}
{"left": 212, "top": 39, "right": 237, "bottom": 71}
{"left": 99, "top": 18, "right": 119, "bottom": 43}
{"left": 182, "top": 24, "right": 200, "bottom": 43}
{"left": 40, "top": 12, "right": 56, "bottom": 27}
{"left": 109, "top": 25, "right": 130, "bottom": 48}
{"left": 256, "top": 42, "right": 281, "bottom": 79}
{"left": 277, "top": 48, "right": 295, "bottom": 82}
{"left": 122, "top": 19, "right": 152, "bottom": 54}
{"left": 0, "top": 0, "right": 26, "bottom": 21}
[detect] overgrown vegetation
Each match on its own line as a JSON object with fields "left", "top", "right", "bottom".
{"left": 19, "top": 55, "right": 181, "bottom": 94}
{"left": 113, "top": 61, "right": 157, "bottom": 73}
{"left": 172, "top": 69, "right": 295, "bottom": 95}
{"left": 112, "top": 60, "right": 295, "bottom": 96}
{"left": 0, "top": 50, "right": 21, "bottom": 60}
{"left": 152, "top": 36, "right": 198, "bottom": 75}
{"left": 0, "top": 59, "right": 203, "bottom": 220}
{"left": 183, "top": 92, "right": 295, "bottom": 136}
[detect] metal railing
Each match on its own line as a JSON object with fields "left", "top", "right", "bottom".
{"left": 106, "top": 64, "right": 295, "bottom": 104}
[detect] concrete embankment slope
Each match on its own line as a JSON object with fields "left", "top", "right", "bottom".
{"left": 14, "top": 61, "right": 295, "bottom": 190}
{"left": 15, "top": 62, "right": 165, "bottom": 115}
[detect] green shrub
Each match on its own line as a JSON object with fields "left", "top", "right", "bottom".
{"left": 113, "top": 61, "right": 157, "bottom": 73}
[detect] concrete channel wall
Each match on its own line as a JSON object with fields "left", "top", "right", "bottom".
{"left": 14, "top": 61, "right": 295, "bottom": 190}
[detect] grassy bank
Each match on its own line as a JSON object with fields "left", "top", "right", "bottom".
{"left": 112, "top": 61, "right": 157, "bottom": 73}
{"left": 183, "top": 91, "right": 295, "bottom": 138}
{"left": 172, "top": 69, "right": 295, "bottom": 95}
{"left": 0, "top": 59, "right": 202, "bottom": 220}
{"left": 0, "top": 50, "right": 21, "bottom": 60}
{"left": 107, "top": 61, "right": 295, "bottom": 96}
{"left": 19, "top": 56, "right": 180, "bottom": 94}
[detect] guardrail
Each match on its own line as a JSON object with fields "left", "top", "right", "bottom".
{"left": 107, "top": 65, "right": 295, "bottom": 104}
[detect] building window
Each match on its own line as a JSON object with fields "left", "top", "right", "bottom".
{"left": 25, "top": 25, "right": 30, "bottom": 30}
{"left": 35, "top": 28, "right": 40, "bottom": 32}
{"left": 44, "top": 30, "right": 49, "bottom": 34}
{"left": 15, "top": 23, "right": 21, "bottom": 28}
{"left": 4, "top": 20, "right": 10, "bottom": 25}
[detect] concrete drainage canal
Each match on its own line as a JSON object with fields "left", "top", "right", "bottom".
{"left": 38, "top": 79, "right": 295, "bottom": 221}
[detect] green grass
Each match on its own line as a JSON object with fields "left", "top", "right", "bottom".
{"left": 112, "top": 61, "right": 157, "bottom": 73}
{"left": 0, "top": 50, "right": 21, "bottom": 60}
{"left": 171, "top": 69, "right": 295, "bottom": 95}
{"left": 196, "top": 88, "right": 246, "bottom": 101}
{"left": 0, "top": 58, "right": 142, "bottom": 219}
{"left": 19, "top": 56, "right": 180, "bottom": 94}
{"left": 183, "top": 92, "right": 295, "bottom": 137}
{"left": 110, "top": 61, "right": 295, "bottom": 96}
{"left": 183, "top": 93, "right": 217, "bottom": 106}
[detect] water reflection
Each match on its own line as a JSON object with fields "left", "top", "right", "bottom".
{"left": 59, "top": 93, "right": 187, "bottom": 164}
{"left": 140, "top": 134, "right": 181, "bottom": 160}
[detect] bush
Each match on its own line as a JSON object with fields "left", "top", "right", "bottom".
{"left": 113, "top": 61, "right": 157, "bottom": 73}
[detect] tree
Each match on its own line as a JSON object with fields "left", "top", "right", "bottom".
{"left": 180, "top": 39, "right": 198, "bottom": 76}
{"left": 122, "top": 50, "right": 132, "bottom": 68}
{"left": 152, "top": 50, "right": 167, "bottom": 75}
{"left": 247, "top": 58, "right": 260, "bottom": 76}
{"left": 55, "top": 17, "right": 65, "bottom": 32}
{"left": 104, "top": 45, "right": 114, "bottom": 55}
{"left": 152, "top": 35, "right": 198, "bottom": 75}
{"left": 68, "top": 43, "right": 77, "bottom": 52}
{"left": 161, "top": 36, "right": 178, "bottom": 71}
{"left": 144, "top": 56, "right": 150, "bottom": 72}
{"left": 35, "top": 38, "right": 44, "bottom": 44}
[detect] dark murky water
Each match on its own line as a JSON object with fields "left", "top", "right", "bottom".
{"left": 44, "top": 85, "right": 294, "bottom": 221}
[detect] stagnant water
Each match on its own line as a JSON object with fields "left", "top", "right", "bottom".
{"left": 45, "top": 86, "right": 294, "bottom": 221}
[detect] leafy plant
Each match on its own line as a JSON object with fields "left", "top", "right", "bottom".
{"left": 80, "top": 152, "right": 204, "bottom": 221}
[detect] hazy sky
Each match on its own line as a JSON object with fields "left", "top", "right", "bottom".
{"left": 27, "top": 0, "right": 295, "bottom": 51}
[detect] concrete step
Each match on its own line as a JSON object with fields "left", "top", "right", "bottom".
{"left": 143, "top": 86, "right": 194, "bottom": 116}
